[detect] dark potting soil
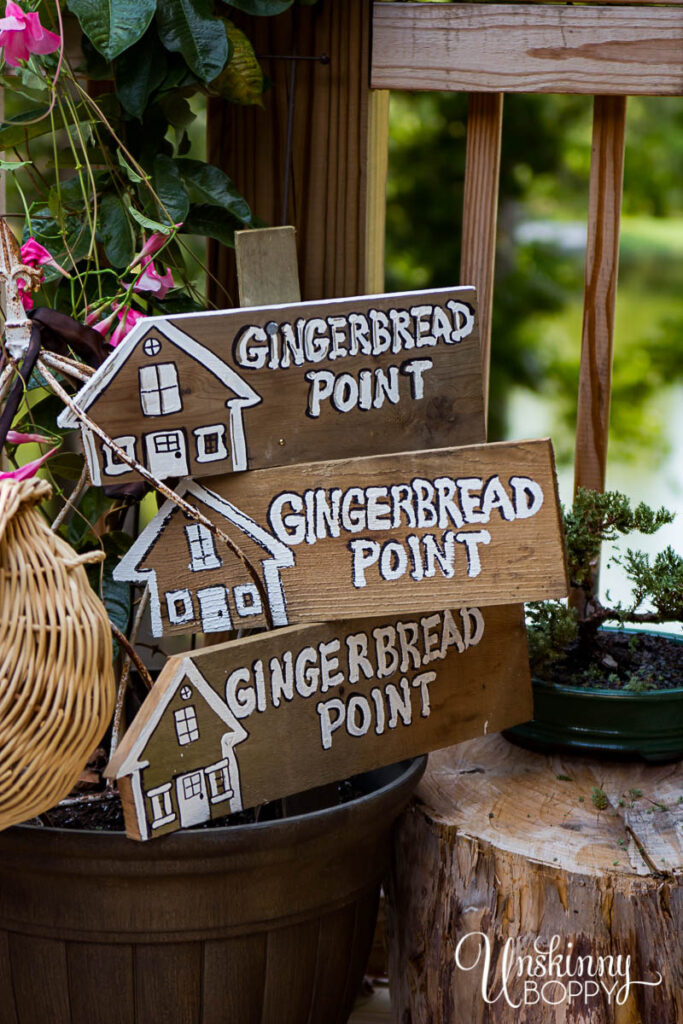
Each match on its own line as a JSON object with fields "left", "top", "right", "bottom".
{"left": 540, "top": 630, "right": 683, "bottom": 691}
{"left": 33, "top": 777, "right": 367, "bottom": 833}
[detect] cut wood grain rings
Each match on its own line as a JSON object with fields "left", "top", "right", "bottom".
{"left": 0, "top": 477, "right": 115, "bottom": 829}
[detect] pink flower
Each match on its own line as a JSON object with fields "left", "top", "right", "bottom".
{"left": 17, "top": 277, "right": 34, "bottom": 310}
{"left": 0, "top": 2, "right": 61, "bottom": 68}
{"left": 130, "top": 226, "right": 181, "bottom": 268}
{"left": 0, "top": 446, "right": 58, "bottom": 481}
{"left": 133, "top": 258, "right": 174, "bottom": 299}
{"left": 86, "top": 307, "right": 118, "bottom": 339}
{"left": 109, "top": 306, "right": 144, "bottom": 348}
{"left": 6, "top": 429, "right": 52, "bottom": 444}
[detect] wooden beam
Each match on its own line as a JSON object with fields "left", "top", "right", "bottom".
{"left": 574, "top": 95, "right": 627, "bottom": 497}
{"left": 372, "top": 4, "right": 683, "bottom": 95}
{"left": 207, "top": 1, "right": 388, "bottom": 305}
{"left": 460, "top": 93, "right": 503, "bottom": 432}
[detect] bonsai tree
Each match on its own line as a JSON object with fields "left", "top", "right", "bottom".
{"left": 527, "top": 487, "right": 683, "bottom": 690}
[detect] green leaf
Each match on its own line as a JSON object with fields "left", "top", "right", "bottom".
{"left": 180, "top": 204, "right": 241, "bottom": 246}
{"left": 0, "top": 108, "right": 61, "bottom": 149}
{"left": 102, "top": 559, "right": 132, "bottom": 635}
{"left": 0, "top": 158, "right": 31, "bottom": 172}
{"left": 67, "top": 0, "right": 158, "bottom": 62}
{"left": 117, "top": 149, "right": 146, "bottom": 184}
{"left": 98, "top": 193, "right": 135, "bottom": 268}
{"left": 153, "top": 154, "right": 191, "bottom": 223}
{"left": 208, "top": 19, "right": 264, "bottom": 106}
{"left": 124, "top": 195, "right": 174, "bottom": 234}
{"left": 46, "top": 452, "right": 87, "bottom": 482}
{"left": 67, "top": 488, "right": 116, "bottom": 549}
{"left": 156, "top": 0, "right": 230, "bottom": 83}
{"left": 175, "top": 159, "right": 253, "bottom": 224}
{"left": 221, "top": 0, "right": 294, "bottom": 14}
{"left": 114, "top": 29, "right": 168, "bottom": 119}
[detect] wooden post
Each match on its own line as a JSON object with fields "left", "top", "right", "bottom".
{"left": 573, "top": 95, "right": 627, "bottom": 496}
{"left": 460, "top": 93, "right": 504, "bottom": 432}
{"left": 207, "top": 1, "right": 388, "bottom": 304}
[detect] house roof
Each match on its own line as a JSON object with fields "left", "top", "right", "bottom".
{"left": 106, "top": 657, "right": 248, "bottom": 778}
{"left": 57, "top": 316, "right": 262, "bottom": 429}
{"left": 112, "top": 477, "right": 295, "bottom": 636}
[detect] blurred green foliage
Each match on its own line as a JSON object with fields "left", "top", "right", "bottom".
{"left": 385, "top": 92, "right": 683, "bottom": 457}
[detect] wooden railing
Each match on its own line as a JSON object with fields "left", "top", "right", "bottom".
{"left": 208, "top": 0, "right": 682, "bottom": 500}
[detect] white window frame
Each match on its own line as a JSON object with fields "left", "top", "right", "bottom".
{"left": 185, "top": 523, "right": 222, "bottom": 572}
{"left": 174, "top": 705, "right": 200, "bottom": 745}
{"left": 148, "top": 782, "right": 175, "bottom": 829}
{"left": 166, "top": 589, "right": 195, "bottom": 625}
{"left": 234, "top": 583, "right": 263, "bottom": 618}
{"left": 181, "top": 772, "right": 204, "bottom": 800}
{"left": 194, "top": 424, "right": 229, "bottom": 464}
{"left": 102, "top": 435, "right": 137, "bottom": 476}
{"left": 139, "top": 362, "right": 182, "bottom": 416}
{"left": 204, "top": 758, "right": 234, "bottom": 804}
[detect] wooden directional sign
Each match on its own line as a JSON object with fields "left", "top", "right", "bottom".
{"left": 106, "top": 604, "right": 532, "bottom": 840}
{"left": 113, "top": 438, "right": 567, "bottom": 638}
{"left": 57, "top": 287, "right": 484, "bottom": 485}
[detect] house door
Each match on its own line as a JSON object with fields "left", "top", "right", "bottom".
{"left": 176, "top": 770, "right": 209, "bottom": 827}
{"left": 145, "top": 429, "right": 189, "bottom": 477}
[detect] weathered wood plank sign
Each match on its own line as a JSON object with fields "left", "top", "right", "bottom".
{"left": 106, "top": 604, "right": 532, "bottom": 840}
{"left": 113, "top": 438, "right": 567, "bottom": 637}
{"left": 57, "top": 287, "right": 484, "bottom": 484}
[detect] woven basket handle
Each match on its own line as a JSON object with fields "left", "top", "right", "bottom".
{"left": 0, "top": 477, "right": 53, "bottom": 547}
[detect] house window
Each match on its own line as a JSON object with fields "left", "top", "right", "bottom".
{"left": 143, "top": 337, "right": 162, "bottom": 357}
{"left": 102, "top": 435, "right": 136, "bottom": 476}
{"left": 174, "top": 705, "right": 199, "bottom": 745}
{"left": 193, "top": 425, "right": 228, "bottom": 464}
{"left": 205, "top": 758, "right": 233, "bottom": 804}
{"left": 147, "top": 782, "right": 175, "bottom": 829}
{"left": 182, "top": 773, "right": 204, "bottom": 800}
{"left": 234, "top": 583, "right": 262, "bottom": 618}
{"left": 185, "top": 523, "right": 222, "bottom": 572}
{"left": 180, "top": 685, "right": 192, "bottom": 700}
{"left": 139, "top": 362, "right": 182, "bottom": 416}
{"left": 154, "top": 432, "right": 182, "bottom": 454}
{"left": 166, "top": 589, "right": 194, "bottom": 625}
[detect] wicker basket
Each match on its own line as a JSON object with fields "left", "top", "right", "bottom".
{"left": 0, "top": 477, "right": 115, "bottom": 829}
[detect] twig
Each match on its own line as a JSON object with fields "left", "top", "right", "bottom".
{"left": 108, "top": 589, "right": 149, "bottom": 768}
{"left": 37, "top": 358, "right": 274, "bottom": 628}
{"left": 41, "top": 350, "right": 94, "bottom": 382}
{"left": 51, "top": 462, "right": 88, "bottom": 531}
{"left": 110, "top": 620, "right": 154, "bottom": 693}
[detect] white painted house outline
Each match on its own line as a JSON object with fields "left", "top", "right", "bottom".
{"left": 113, "top": 478, "right": 295, "bottom": 636}
{"left": 57, "top": 318, "right": 262, "bottom": 483}
{"left": 107, "top": 659, "right": 248, "bottom": 841}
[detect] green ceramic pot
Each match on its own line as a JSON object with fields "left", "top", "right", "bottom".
{"left": 505, "top": 630, "right": 683, "bottom": 763}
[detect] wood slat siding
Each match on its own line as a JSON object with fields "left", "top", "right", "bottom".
{"left": 371, "top": 4, "right": 683, "bottom": 95}
{"left": 574, "top": 95, "right": 627, "bottom": 498}
{"left": 460, "top": 92, "right": 503, "bottom": 430}
{"left": 207, "top": 0, "right": 388, "bottom": 304}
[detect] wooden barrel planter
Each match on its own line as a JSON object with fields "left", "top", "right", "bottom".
{"left": 0, "top": 757, "right": 424, "bottom": 1024}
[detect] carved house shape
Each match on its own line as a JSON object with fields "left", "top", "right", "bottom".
{"left": 113, "top": 478, "right": 295, "bottom": 636}
{"left": 106, "top": 659, "right": 249, "bottom": 841}
{"left": 57, "top": 317, "right": 262, "bottom": 484}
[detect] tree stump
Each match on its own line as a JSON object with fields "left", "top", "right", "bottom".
{"left": 386, "top": 735, "right": 682, "bottom": 1023}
